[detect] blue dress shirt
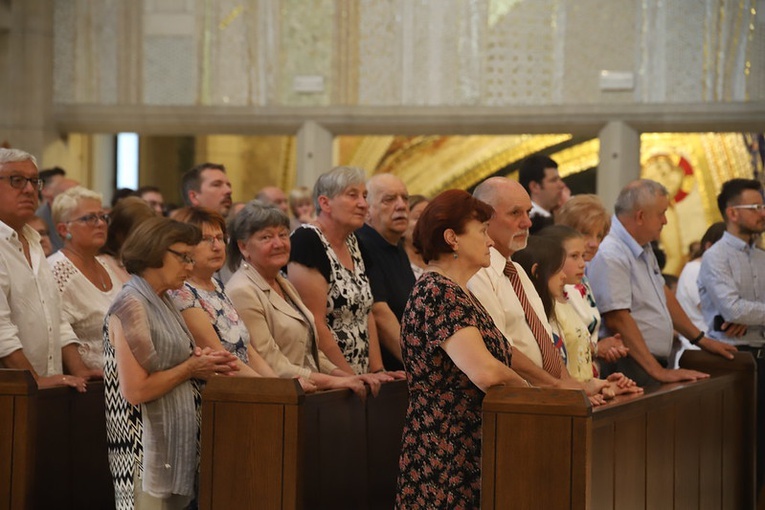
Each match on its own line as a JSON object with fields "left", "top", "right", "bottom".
{"left": 586, "top": 215, "right": 673, "bottom": 358}
{"left": 698, "top": 231, "right": 765, "bottom": 346}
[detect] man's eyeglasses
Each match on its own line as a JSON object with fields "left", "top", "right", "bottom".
{"left": 167, "top": 248, "right": 195, "bottom": 265}
{"left": 0, "top": 175, "right": 44, "bottom": 190}
{"left": 730, "top": 204, "right": 765, "bottom": 212}
{"left": 200, "top": 234, "right": 228, "bottom": 246}
{"left": 68, "top": 213, "right": 111, "bottom": 226}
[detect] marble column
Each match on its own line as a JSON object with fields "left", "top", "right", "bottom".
{"left": 91, "top": 135, "right": 116, "bottom": 204}
{"left": 296, "top": 121, "right": 333, "bottom": 187}
{"left": 0, "top": 0, "right": 56, "bottom": 159}
{"left": 597, "top": 121, "right": 641, "bottom": 211}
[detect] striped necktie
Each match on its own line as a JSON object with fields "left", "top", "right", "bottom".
{"left": 503, "top": 260, "right": 562, "bottom": 378}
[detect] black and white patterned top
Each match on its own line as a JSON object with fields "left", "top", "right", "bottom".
{"left": 289, "top": 224, "right": 374, "bottom": 374}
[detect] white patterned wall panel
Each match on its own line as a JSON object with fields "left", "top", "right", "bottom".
{"left": 279, "top": 0, "right": 334, "bottom": 106}
{"left": 143, "top": 37, "right": 198, "bottom": 105}
{"left": 50, "top": 0, "right": 764, "bottom": 107}
{"left": 358, "top": 0, "right": 402, "bottom": 105}
{"left": 53, "top": 0, "right": 75, "bottom": 104}
{"left": 206, "top": 0, "right": 250, "bottom": 106}
{"left": 484, "top": 0, "right": 557, "bottom": 105}
{"left": 663, "top": 0, "right": 705, "bottom": 102}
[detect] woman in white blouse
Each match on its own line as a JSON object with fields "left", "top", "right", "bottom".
{"left": 48, "top": 186, "right": 121, "bottom": 373}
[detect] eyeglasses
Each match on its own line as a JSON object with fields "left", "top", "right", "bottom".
{"left": 730, "top": 204, "right": 765, "bottom": 211}
{"left": 167, "top": 248, "right": 195, "bottom": 265}
{"left": 200, "top": 234, "right": 228, "bottom": 246}
{"left": 68, "top": 212, "right": 111, "bottom": 226}
{"left": 0, "top": 175, "right": 44, "bottom": 190}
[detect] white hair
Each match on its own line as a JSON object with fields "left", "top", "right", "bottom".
{"left": 52, "top": 186, "right": 104, "bottom": 224}
{"left": 614, "top": 179, "right": 668, "bottom": 216}
{"left": 0, "top": 148, "right": 38, "bottom": 168}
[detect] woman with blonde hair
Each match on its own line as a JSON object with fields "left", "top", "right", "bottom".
{"left": 49, "top": 185, "right": 120, "bottom": 373}
{"left": 555, "top": 194, "right": 628, "bottom": 366}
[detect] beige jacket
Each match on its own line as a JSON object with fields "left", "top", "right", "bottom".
{"left": 226, "top": 263, "right": 337, "bottom": 378}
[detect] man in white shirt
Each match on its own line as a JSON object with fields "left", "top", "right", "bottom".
{"left": 469, "top": 177, "right": 607, "bottom": 397}
{"left": 518, "top": 154, "right": 566, "bottom": 234}
{"left": 0, "top": 149, "right": 88, "bottom": 391}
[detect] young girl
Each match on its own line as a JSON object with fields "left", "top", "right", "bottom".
{"left": 543, "top": 226, "right": 596, "bottom": 381}
{"left": 515, "top": 234, "right": 642, "bottom": 397}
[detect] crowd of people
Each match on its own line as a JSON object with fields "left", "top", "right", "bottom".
{"left": 0, "top": 146, "right": 762, "bottom": 509}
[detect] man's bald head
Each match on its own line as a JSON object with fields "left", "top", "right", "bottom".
{"left": 473, "top": 177, "right": 533, "bottom": 257}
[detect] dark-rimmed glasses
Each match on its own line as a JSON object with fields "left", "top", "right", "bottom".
{"left": 200, "top": 234, "right": 228, "bottom": 246}
{"left": 167, "top": 248, "right": 195, "bottom": 265}
{"left": 0, "top": 176, "right": 44, "bottom": 190}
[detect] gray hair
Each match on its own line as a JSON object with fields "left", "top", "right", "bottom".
{"left": 52, "top": 186, "right": 104, "bottom": 224}
{"left": 227, "top": 199, "right": 290, "bottom": 270}
{"left": 614, "top": 179, "right": 669, "bottom": 216}
{"left": 313, "top": 166, "right": 367, "bottom": 213}
{"left": 0, "top": 148, "right": 38, "bottom": 168}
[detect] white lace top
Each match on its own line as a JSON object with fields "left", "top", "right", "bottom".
{"left": 48, "top": 251, "right": 122, "bottom": 369}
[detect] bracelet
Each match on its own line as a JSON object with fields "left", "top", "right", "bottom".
{"left": 373, "top": 369, "right": 385, "bottom": 374}
{"left": 690, "top": 331, "right": 705, "bottom": 345}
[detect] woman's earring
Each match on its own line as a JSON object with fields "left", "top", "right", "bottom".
{"left": 65, "top": 232, "right": 72, "bottom": 240}
{"left": 453, "top": 251, "right": 458, "bottom": 259}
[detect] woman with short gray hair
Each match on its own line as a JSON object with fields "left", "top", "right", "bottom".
{"left": 288, "top": 167, "right": 393, "bottom": 378}
{"left": 227, "top": 200, "right": 377, "bottom": 396}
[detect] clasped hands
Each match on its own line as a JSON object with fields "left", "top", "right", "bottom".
{"left": 189, "top": 346, "right": 240, "bottom": 379}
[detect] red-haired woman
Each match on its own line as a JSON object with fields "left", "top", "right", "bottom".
{"left": 395, "top": 189, "right": 528, "bottom": 509}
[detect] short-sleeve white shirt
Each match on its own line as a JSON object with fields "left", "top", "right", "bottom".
{"left": 468, "top": 247, "right": 550, "bottom": 369}
{"left": 0, "top": 222, "right": 78, "bottom": 376}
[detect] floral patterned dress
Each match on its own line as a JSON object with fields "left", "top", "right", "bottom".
{"left": 396, "top": 271, "right": 512, "bottom": 509}
{"left": 552, "top": 299, "right": 595, "bottom": 382}
{"left": 169, "top": 279, "right": 249, "bottom": 364}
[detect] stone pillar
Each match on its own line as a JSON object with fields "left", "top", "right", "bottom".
{"left": 296, "top": 121, "right": 333, "bottom": 187}
{"left": 91, "top": 135, "right": 116, "bottom": 204}
{"left": 0, "top": 0, "right": 56, "bottom": 158}
{"left": 597, "top": 121, "right": 641, "bottom": 211}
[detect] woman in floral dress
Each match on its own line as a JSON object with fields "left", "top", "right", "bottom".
{"left": 168, "top": 206, "right": 285, "bottom": 380}
{"left": 396, "top": 190, "right": 528, "bottom": 509}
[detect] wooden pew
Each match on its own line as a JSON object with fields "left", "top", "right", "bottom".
{"left": 0, "top": 370, "right": 114, "bottom": 510}
{"left": 199, "top": 378, "right": 408, "bottom": 510}
{"left": 0, "top": 371, "right": 35, "bottom": 510}
{"left": 482, "top": 351, "right": 757, "bottom": 510}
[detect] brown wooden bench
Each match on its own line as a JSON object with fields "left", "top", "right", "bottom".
{"left": 482, "top": 351, "right": 757, "bottom": 509}
{"left": 199, "top": 377, "right": 408, "bottom": 510}
{"left": 0, "top": 370, "right": 114, "bottom": 510}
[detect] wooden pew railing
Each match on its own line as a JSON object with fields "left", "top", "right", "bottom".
{"left": 199, "top": 378, "right": 408, "bottom": 510}
{"left": 3, "top": 351, "right": 756, "bottom": 510}
{"left": 0, "top": 370, "right": 114, "bottom": 510}
{"left": 482, "top": 351, "right": 757, "bottom": 510}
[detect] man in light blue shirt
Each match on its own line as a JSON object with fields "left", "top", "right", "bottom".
{"left": 588, "top": 179, "right": 736, "bottom": 386}
{"left": 698, "top": 177, "right": 765, "bottom": 490}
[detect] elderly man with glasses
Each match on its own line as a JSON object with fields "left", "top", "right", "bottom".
{"left": 0, "top": 148, "right": 89, "bottom": 392}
